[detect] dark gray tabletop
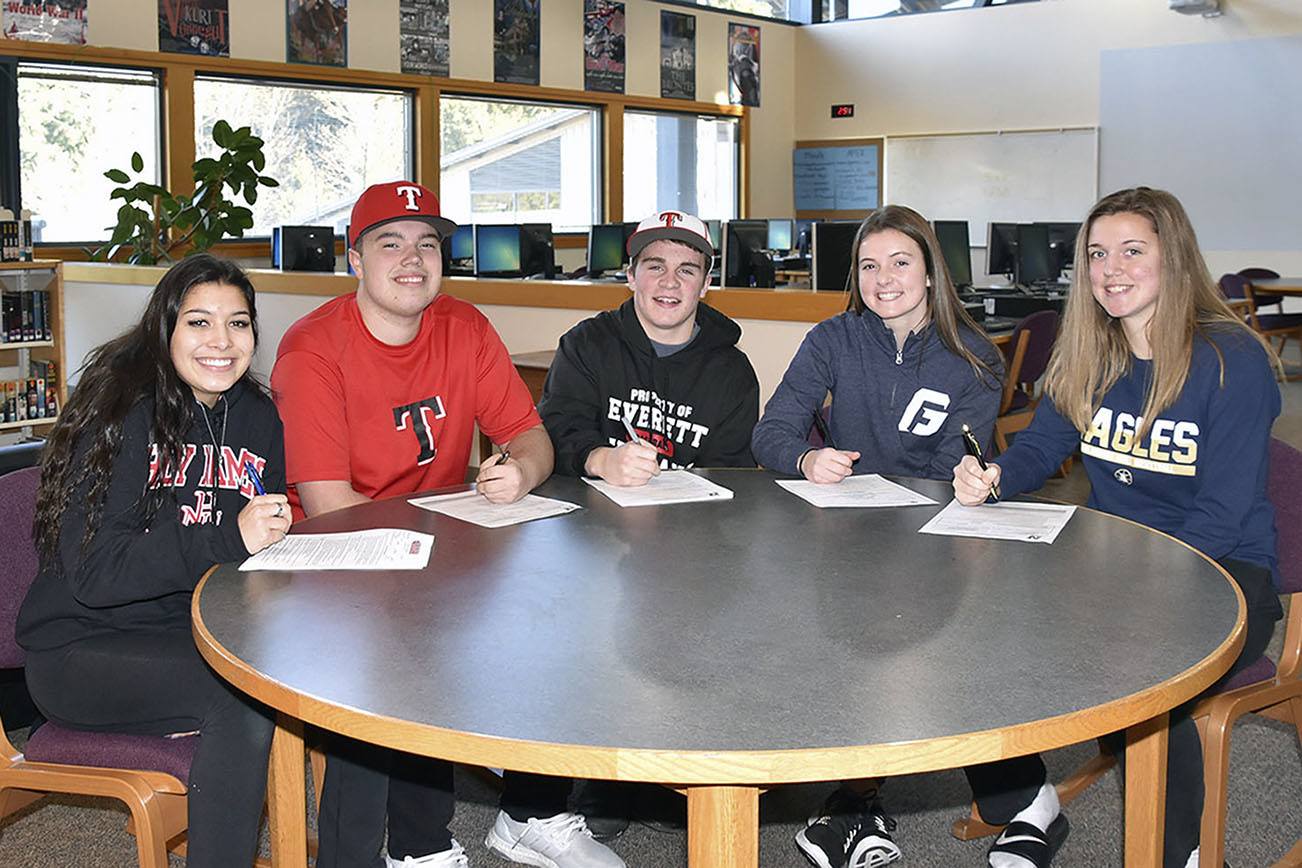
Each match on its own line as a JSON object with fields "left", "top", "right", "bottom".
{"left": 195, "top": 471, "right": 1239, "bottom": 771}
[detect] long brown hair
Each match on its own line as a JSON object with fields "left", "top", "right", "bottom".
{"left": 1043, "top": 187, "right": 1276, "bottom": 440}
{"left": 846, "top": 205, "right": 999, "bottom": 385}
{"left": 34, "top": 254, "right": 263, "bottom": 562}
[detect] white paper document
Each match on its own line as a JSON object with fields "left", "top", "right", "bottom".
{"left": 775, "top": 474, "right": 938, "bottom": 508}
{"left": 238, "top": 528, "right": 435, "bottom": 571}
{"left": 918, "top": 500, "right": 1077, "bottom": 544}
{"left": 408, "top": 490, "right": 581, "bottom": 528}
{"left": 583, "top": 470, "right": 734, "bottom": 508}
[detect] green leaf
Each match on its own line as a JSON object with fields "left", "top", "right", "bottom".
{"left": 243, "top": 184, "right": 258, "bottom": 205}
{"left": 130, "top": 152, "right": 144, "bottom": 173}
{"left": 212, "top": 119, "right": 233, "bottom": 148}
{"left": 259, "top": 177, "right": 279, "bottom": 188}
{"left": 105, "top": 168, "right": 131, "bottom": 184}
{"left": 252, "top": 152, "right": 266, "bottom": 173}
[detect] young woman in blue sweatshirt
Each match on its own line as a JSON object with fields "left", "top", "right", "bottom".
{"left": 752, "top": 205, "right": 1004, "bottom": 868}
{"left": 954, "top": 187, "right": 1283, "bottom": 868}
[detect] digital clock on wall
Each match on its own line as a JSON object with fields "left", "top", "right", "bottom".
{"left": 831, "top": 104, "right": 855, "bottom": 118}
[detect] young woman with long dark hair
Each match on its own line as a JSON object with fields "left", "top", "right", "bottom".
{"left": 18, "top": 254, "right": 291, "bottom": 868}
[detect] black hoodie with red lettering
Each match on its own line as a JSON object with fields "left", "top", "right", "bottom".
{"left": 17, "top": 381, "right": 284, "bottom": 651}
{"left": 540, "top": 298, "right": 759, "bottom": 476}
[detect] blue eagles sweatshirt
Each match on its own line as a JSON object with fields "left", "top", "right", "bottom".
{"left": 751, "top": 309, "right": 1003, "bottom": 480}
{"left": 997, "top": 327, "right": 1280, "bottom": 583}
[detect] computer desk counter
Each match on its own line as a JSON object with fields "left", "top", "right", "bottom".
{"left": 192, "top": 472, "right": 1244, "bottom": 868}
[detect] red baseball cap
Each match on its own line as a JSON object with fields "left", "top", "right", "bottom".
{"left": 348, "top": 181, "right": 457, "bottom": 248}
{"left": 627, "top": 210, "right": 714, "bottom": 263}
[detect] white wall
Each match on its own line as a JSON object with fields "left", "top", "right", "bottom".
{"left": 794, "top": 0, "right": 1302, "bottom": 277}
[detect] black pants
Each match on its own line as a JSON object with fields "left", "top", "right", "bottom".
{"left": 316, "top": 733, "right": 573, "bottom": 867}
{"left": 967, "top": 558, "right": 1282, "bottom": 867}
{"left": 24, "top": 630, "right": 275, "bottom": 868}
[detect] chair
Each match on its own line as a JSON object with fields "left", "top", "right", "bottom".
{"left": 0, "top": 466, "right": 193, "bottom": 868}
{"left": 992, "top": 309, "right": 1059, "bottom": 453}
{"left": 952, "top": 438, "right": 1302, "bottom": 868}
{"left": 1221, "top": 272, "right": 1302, "bottom": 366}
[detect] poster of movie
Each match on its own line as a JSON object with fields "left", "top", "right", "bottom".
{"left": 400, "top": 0, "right": 449, "bottom": 77}
{"left": 158, "top": 0, "right": 230, "bottom": 57}
{"left": 2, "top": 0, "right": 87, "bottom": 44}
{"left": 727, "top": 23, "right": 760, "bottom": 108}
{"left": 583, "top": 0, "right": 624, "bottom": 94}
{"left": 286, "top": 0, "right": 347, "bottom": 67}
{"left": 660, "top": 11, "right": 695, "bottom": 101}
{"left": 493, "top": 0, "right": 540, "bottom": 87}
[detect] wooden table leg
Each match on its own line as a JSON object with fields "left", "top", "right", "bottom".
{"left": 1125, "top": 712, "right": 1169, "bottom": 868}
{"left": 267, "top": 713, "right": 308, "bottom": 868}
{"left": 685, "top": 785, "right": 759, "bottom": 868}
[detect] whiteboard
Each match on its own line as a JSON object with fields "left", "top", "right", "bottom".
{"left": 885, "top": 129, "right": 1097, "bottom": 240}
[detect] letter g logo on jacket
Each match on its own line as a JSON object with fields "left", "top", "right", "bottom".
{"left": 897, "top": 388, "right": 951, "bottom": 437}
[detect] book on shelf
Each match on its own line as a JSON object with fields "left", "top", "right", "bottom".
{"left": 2, "top": 360, "right": 58, "bottom": 424}
{"left": 0, "top": 289, "right": 53, "bottom": 343}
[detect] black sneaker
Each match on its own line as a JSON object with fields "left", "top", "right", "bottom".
{"left": 794, "top": 788, "right": 902, "bottom": 868}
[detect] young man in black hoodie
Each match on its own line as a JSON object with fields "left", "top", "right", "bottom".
{"left": 540, "top": 210, "right": 759, "bottom": 484}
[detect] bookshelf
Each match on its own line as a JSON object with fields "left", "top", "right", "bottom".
{"left": 0, "top": 260, "right": 65, "bottom": 435}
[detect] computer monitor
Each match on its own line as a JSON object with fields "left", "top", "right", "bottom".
{"left": 767, "top": 218, "right": 794, "bottom": 254}
{"left": 794, "top": 218, "right": 815, "bottom": 259}
{"left": 474, "top": 224, "right": 523, "bottom": 277}
{"left": 986, "top": 222, "right": 1019, "bottom": 279}
{"left": 722, "top": 219, "right": 773, "bottom": 288}
{"left": 932, "top": 220, "right": 972, "bottom": 288}
{"left": 520, "top": 223, "right": 556, "bottom": 279}
{"left": 811, "top": 220, "right": 859, "bottom": 292}
{"left": 704, "top": 219, "right": 722, "bottom": 252}
{"left": 622, "top": 221, "right": 640, "bottom": 251}
{"left": 587, "top": 223, "right": 626, "bottom": 278}
{"left": 444, "top": 224, "right": 475, "bottom": 275}
{"left": 1037, "top": 221, "right": 1081, "bottom": 274}
{"left": 1015, "top": 223, "right": 1055, "bottom": 286}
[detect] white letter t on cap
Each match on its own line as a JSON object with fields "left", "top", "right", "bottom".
{"left": 396, "top": 185, "right": 422, "bottom": 210}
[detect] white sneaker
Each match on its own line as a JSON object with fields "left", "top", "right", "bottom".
{"left": 385, "top": 839, "right": 469, "bottom": 867}
{"left": 485, "top": 810, "right": 626, "bottom": 868}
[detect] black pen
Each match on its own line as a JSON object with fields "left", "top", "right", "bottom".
{"left": 496, "top": 449, "right": 511, "bottom": 464}
{"left": 244, "top": 460, "right": 266, "bottom": 495}
{"left": 811, "top": 405, "right": 835, "bottom": 450}
{"left": 960, "top": 423, "right": 1001, "bottom": 502}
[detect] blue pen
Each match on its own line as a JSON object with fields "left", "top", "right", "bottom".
{"left": 244, "top": 460, "right": 267, "bottom": 495}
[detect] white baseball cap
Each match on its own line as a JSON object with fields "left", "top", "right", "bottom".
{"left": 626, "top": 210, "right": 714, "bottom": 262}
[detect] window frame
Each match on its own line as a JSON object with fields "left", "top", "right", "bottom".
{"left": 0, "top": 39, "right": 746, "bottom": 261}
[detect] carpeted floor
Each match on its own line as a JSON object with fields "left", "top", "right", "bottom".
{"left": 2, "top": 357, "right": 1299, "bottom": 868}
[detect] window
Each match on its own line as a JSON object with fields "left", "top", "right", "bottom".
{"left": 824, "top": 0, "right": 1041, "bottom": 21}
{"left": 194, "top": 76, "right": 413, "bottom": 237}
{"left": 622, "top": 110, "right": 738, "bottom": 222}
{"left": 689, "top": 0, "right": 789, "bottom": 17}
{"left": 17, "top": 63, "right": 161, "bottom": 244}
{"left": 440, "top": 95, "right": 601, "bottom": 233}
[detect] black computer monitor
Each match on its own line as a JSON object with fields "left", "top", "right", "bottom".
{"left": 932, "top": 220, "right": 972, "bottom": 288}
{"left": 767, "top": 219, "right": 794, "bottom": 254}
{"left": 704, "top": 219, "right": 722, "bottom": 252}
{"left": 986, "top": 222, "right": 1019, "bottom": 279}
{"left": 1015, "top": 223, "right": 1055, "bottom": 286}
{"left": 520, "top": 223, "right": 556, "bottom": 279}
{"left": 722, "top": 219, "right": 773, "bottom": 288}
{"left": 587, "top": 223, "right": 626, "bottom": 278}
{"left": 811, "top": 220, "right": 859, "bottom": 292}
{"left": 622, "top": 221, "right": 639, "bottom": 252}
{"left": 1037, "top": 222, "right": 1081, "bottom": 274}
{"left": 474, "top": 225, "right": 523, "bottom": 277}
{"left": 444, "top": 224, "right": 475, "bottom": 275}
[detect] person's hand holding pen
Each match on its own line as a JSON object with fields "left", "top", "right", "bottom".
{"left": 240, "top": 461, "right": 291, "bottom": 553}
{"left": 582, "top": 418, "right": 661, "bottom": 487}
{"left": 952, "top": 425, "right": 1003, "bottom": 506}
{"left": 800, "top": 405, "right": 860, "bottom": 484}
{"left": 475, "top": 449, "right": 528, "bottom": 504}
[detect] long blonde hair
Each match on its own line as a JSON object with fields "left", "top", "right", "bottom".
{"left": 846, "top": 205, "right": 999, "bottom": 386}
{"left": 1043, "top": 187, "right": 1276, "bottom": 439}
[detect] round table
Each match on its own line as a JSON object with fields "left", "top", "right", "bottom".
{"left": 192, "top": 471, "right": 1244, "bottom": 867}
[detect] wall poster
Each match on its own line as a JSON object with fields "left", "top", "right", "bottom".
{"left": 493, "top": 0, "right": 540, "bottom": 87}
{"left": 158, "top": 0, "right": 230, "bottom": 57}
{"left": 400, "top": 0, "right": 449, "bottom": 77}
{"left": 286, "top": 0, "right": 347, "bottom": 67}
{"left": 2, "top": 0, "right": 87, "bottom": 44}
{"left": 660, "top": 10, "right": 695, "bottom": 101}
{"left": 583, "top": 0, "right": 624, "bottom": 94}
{"left": 727, "top": 22, "right": 760, "bottom": 108}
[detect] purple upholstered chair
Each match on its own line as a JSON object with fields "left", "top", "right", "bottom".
{"left": 0, "top": 466, "right": 196, "bottom": 868}
{"left": 1220, "top": 272, "right": 1302, "bottom": 368}
{"left": 993, "top": 309, "right": 1059, "bottom": 452}
{"left": 953, "top": 439, "right": 1302, "bottom": 848}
